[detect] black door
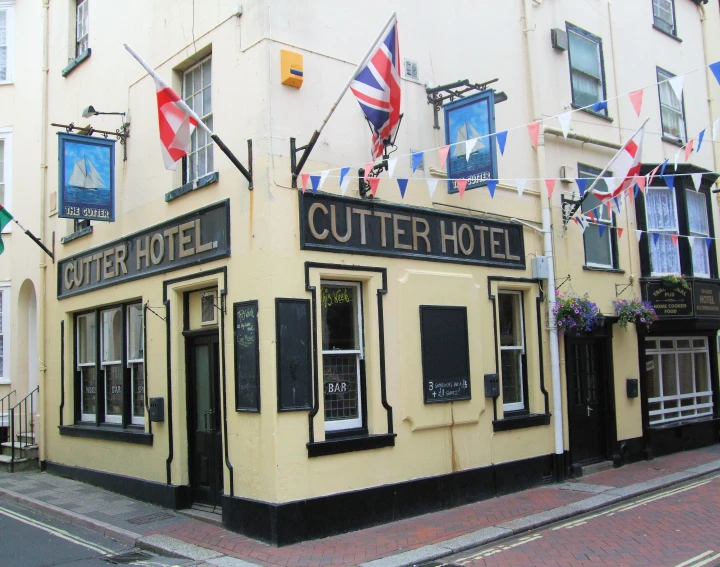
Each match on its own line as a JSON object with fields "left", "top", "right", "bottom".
{"left": 187, "top": 333, "right": 223, "bottom": 506}
{"left": 567, "top": 338, "right": 606, "bottom": 464}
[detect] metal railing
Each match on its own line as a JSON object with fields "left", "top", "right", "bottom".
{"left": 0, "top": 390, "right": 16, "bottom": 444}
{"left": 10, "top": 387, "right": 38, "bottom": 470}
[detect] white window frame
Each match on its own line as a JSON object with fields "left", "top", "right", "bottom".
{"left": 182, "top": 55, "right": 213, "bottom": 184}
{"left": 567, "top": 24, "right": 605, "bottom": 113}
{"left": 100, "top": 307, "right": 122, "bottom": 424}
{"left": 686, "top": 189, "right": 711, "bottom": 278}
{"left": 499, "top": 291, "right": 526, "bottom": 413}
{"left": 0, "top": 283, "right": 10, "bottom": 384}
{"left": 77, "top": 312, "right": 96, "bottom": 423}
{"left": 657, "top": 68, "right": 686, "bottom": 143}
{"left": 126, "top": 304, "right": 144, "bottom": 425}
{"left": 646, "top": 337, "right": 713, "bottom": 425}
{"left": 75, "top": 0, "right": 88, "bottom": 57}
{"left": 321, "top": 280, "right": 364, "bottom": 432}
{"left": 645, "top": 186, "right": 681, "bottom": 276}
{"left": 579, "top": 166, "right": 615, "bottom": 269}
{"left": 652, "top": 0, "right": 675, "bottom": 35}
{"left": 0, "top": 128, "right": 12, "bottom": 231}
{"left": 0, "top": 2, "right": 15, "bottom": 84}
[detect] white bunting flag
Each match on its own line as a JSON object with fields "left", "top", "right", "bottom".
{"left": 636, "top": 230, "right": 643, "bottom": 243}
{"left": 604, "top": 177, "right": 617, "bottom": 196}
{"left": 465, "top": 138, "right": 477, "bottom": 162}
{"left": 426, "top": 178, "right": 439, "bottom": 199}
{"left": 387, "top": 158, "right": 398, "bottom": 179}
{"left": 516, "top": 179, "right": 526, "bottom": 197}
{"left": 669, "top": 75, "right": 685, "bottom": 101}
{"left": 674, "top": 149, "right": 681, "bottom": 171}
{"left": 558, "top": 112, "right": 572, "bottom": 139}
{"left": 319, "top": 170, "right": 329, "bottom": 190}
{"left": 713, "top": 118, "right": 720, "bottom": 142}
{"left": 340, "top": 175, "right": 350, "bottom": 196}
{"left": 691, "top": 173, "right": 703, "bottom": 191}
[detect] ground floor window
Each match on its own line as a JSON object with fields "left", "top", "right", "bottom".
{"left": 645, "top": 337, "right": 713, "bottom": 425}
{"left": 75, "top": 302, "right": 144, "bottom": 425}
{"left": 498, "top": 291, "right": 527, "bottom": 412}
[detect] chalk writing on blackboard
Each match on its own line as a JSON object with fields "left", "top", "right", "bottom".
{"left": 236, "top": 306, "right": 256, "bottom": 348}
{"left": 233, "top": 301, "right": 260, "bottom": 412}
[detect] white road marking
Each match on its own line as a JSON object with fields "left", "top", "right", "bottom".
{"left": 455, "top": 535, "right": 542, "bottom": 564}
{"left": 675, "top": 550, "right": 715, "bottom": 567}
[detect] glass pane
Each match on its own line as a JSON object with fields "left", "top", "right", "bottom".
{"left": 127, "top": 304, "right": 143, "bottom": 361}
{"left": 82, "top": 366, "right": 97, "bottom": 417}
{"left": 323, "top": 354, "right": 359, "bottom": 421}
{"left": 498, "top": 293, "right": 522, "bottom": 347}
{"left": 202, "top": 60, "right": 211, "bottom": 87}
{"left": 194, "top": 345, "right": 211, "bottom": 431}
{"left": 569, "top": 31, "right": 601, "bottom": 78}
{"left": 694, "top": 352, "right": 710, "bottom": 393}
{"left": 649, "top": 233, "right": 680, "bottom": 274}
{"left": 693, "top": 338, "right": 706, "bottom": 349}
{"left": 105, "top": 365, "right": 123, "bottom": 420}
{"left": 661, "top": 353, "right": 678, "bottom": 397}
{"left": 207, "top": 145, "right": 214, "bottom": 173}
{"left": 193, "top": 93, "right": 202, "bottom": 117}
{"left": 78, "top": 314, "right": 96, "bottom": 364}
{"left": 184, "top": 73, "right": 192, "bottom": 99}
{"left": 691, "top": 238, "right": 710, "bottom": 277}
{"left": 646, "top": 188, "right": 677, "bottom": 230}
{"left": 198, "top": 148, "right": 206, "bottom": 177}
{"left": 677, "top": 353, "right": 694, "bottom": 395}
{"left": 203, "top": 86, "right": 212, "bottom": 115}
{"left": 659, "top": 339, "right": 674, "bottom": 349}
{"left": 583, "top": 223, "right": 612, "bottom": 266}
{"left": 646, "top": 354, "right": 660, "bottom": 398}
{"left": 321, "top": 283, "right": 360, "bottom": 351}
{"left": 201, "top": 293, "right": 215, "bottom": 322}
{"left": 676, "top": 339, "right": 691, "bottom": 349}
{"left": 687, "top": 191, "right": 709, "bottom": 235}
{"left": 0, "top": 47, "right": 6, "bottom": 82}
{"left": 101, "top": 309, "right": 122, "bottom": 362}
{"left": 501, "top": 350, "right": 522, "bottom": 405}
{"left": 132, "top": 362, "right": 145, "bottom": 418}
{"left": 193, "top": 67, "right": 201, "bottom": 94}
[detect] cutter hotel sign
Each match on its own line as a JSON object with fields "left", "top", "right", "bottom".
{"left": 58, "top": 200, "right": 230, "bottom": 298}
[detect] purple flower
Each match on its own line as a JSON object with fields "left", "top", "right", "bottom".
{"left": 641, "top": 318, "right": 646, "bottom": 323}
{"left": 574, "top": 309, "right": 580, "bottom": 314}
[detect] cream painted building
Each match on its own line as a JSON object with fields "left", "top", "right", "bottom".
{"left": 3, "top": 0, "right": 720, "bottom": 545}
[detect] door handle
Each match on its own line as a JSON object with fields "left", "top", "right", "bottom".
{"left": 204, "top": 410, "right": 209, "bottom": 431}
{"left": 207, "top": 409, "right": 215, "bottom": 431}
{"left": 587, "top": 406, "right": 593, "bottom": 417}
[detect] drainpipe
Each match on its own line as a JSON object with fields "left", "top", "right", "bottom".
{"left": 523, "top": 0, "right": 565, "bottom": 479}
{"left": 38, "top": 0, "right": 50, "bottom": 461}
{"left": 698, "top": 4, "right": 720, "bottom": 178}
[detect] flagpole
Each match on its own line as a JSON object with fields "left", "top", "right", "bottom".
{"left": 13, "top": 218, "right": 53, "bottom": 261}
{"left": 124, "top": 44, "right": 254, "bottom": 189}
{"left": 291, "top": 12, "right": 397, "bottom": 186}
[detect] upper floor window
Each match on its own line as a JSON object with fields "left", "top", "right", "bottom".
{"left": 499, "top": 291, "right": 527, "bottom": 413}
{"left": 0, "top": 129, "right": 12, "bottom": 215}
{"left": 183, "top": 56, "right": 213, "bottom": 184}
{"left": 0, "top": 285, "right": 9, "bottom": 383}
{"left": 75, "top": 0, "right": 89, "bottom": 57}
{"left": 567, "top": 24, "right": 606, "bottom": 115}
{"left": 686, "top": 190, "right": 710, "bottom": 278}
{"left": 0, "top": 2, "right": 14, "bottom": 83}
{"left": 646, "top": 186, "right": 681, "bottom": 275}
{"left": 652, "top": 0, "right": 676, "bottom": 36}
{"left": 579, "top": 164, "right": 618, "bottom": 269}
{"left": 657, "top": 68, "right": 686, "bottom": 143}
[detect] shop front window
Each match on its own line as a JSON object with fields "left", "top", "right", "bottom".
{"left": 645, "top": 337, "right": 713, "bottom": 425}
{"left": 321, "top": 281, "right": 364, "bottom": 432}
{"left": 127, "top": 304, "right": 145, "bottom": 424}
{"left": 77, "top": 312, "right": 96, "bottom": 422}
{"left": 499, "top": 291, "right": 526, "bottom": 412}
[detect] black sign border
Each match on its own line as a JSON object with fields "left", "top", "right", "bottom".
{"left": 299, "top": 192, "right": 525, "bottom": 270}
{"left": 644, "top": 281, "right": 694, "bottom": 318}
{"left": 233, "top": 300, "right": 261, "bottom": 412}
{"left": 57, "top": 199, "right": 231, "bottom": 299}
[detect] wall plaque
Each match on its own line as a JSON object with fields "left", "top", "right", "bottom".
{"left": 694, "top": 282, "right": 720, "bottom": 318}
{"left": 644, "top": 282, "right": 693, "bottom": 318}
{"left": 234, "top": 301, "right": 260, "bottom": 412}
{"left": 300, "top": 193, "right": 525, "bottom": 269}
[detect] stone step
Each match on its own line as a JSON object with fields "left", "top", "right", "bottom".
{"left": 580, "top": 460, "right": 614, "bottom": 477}
{"left": 0, "top": 441, "right": 39, "bottom": 459}
{"left": 0, "top": 454, "right": 38, "bottom": 473}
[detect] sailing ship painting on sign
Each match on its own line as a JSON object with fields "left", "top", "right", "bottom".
{"left": 444, "top": 90, "right": 497, "bottom": 194}
{"left": 58, "top": 132, "right": 115, "bottom": 221}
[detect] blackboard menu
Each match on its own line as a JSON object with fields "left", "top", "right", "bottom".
{"left": 644, "top": 282, "right": 693, "bottom": 318}
{"left": 234, "top": 301, "right": 260, "bottom": 412}
{"left": 276, "top": 298, "right": 313, "bottom": 411}
{"left": 420, "top": 306, "right": 471, "bottom": 403}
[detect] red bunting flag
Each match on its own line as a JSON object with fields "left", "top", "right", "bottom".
{"left": 587, "top": 211, "right": 597, "bottom": 223}
{"left": 301, "top": 173, "right": 310, "bottom": 193}
{"left": 635, "top": 176, "right": 646, "bottom": 193}
{"left": 368, "top": 177, "right": 380, "bottom": 197}
{"left": 671, "top": 234, "right": 679, "bottom": 246}
{"left": 617, "top": 227, "right": 624, "bottom": 239}
{"left": 545, "top": 178, "right": 556, "bottom": 199}
{"left": 364, "top": 163, "right": 374, "bottom": 182}
{"left": 456, "top": 179, "right": 468, "bottom": 198}
{"left": 648, "top": 165, "right": 660, "bottom": 185}
{"left": 527, "top": 121, "right": 540, "bottom": 149}
{"left": 438, "top": 145, "right": 450, "bottom": 170}
{"left": 628, "top": 89, "right": 644, "bottom": 117}
{"left": 684, "top": 139, "right": 694, "bottom": 162}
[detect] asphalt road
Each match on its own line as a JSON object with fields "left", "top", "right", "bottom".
{"left": 423, "top": 473, "right": 720, "bottom": 567}
{"left": 0, "top": 499, "right": 192, "bottom": 567}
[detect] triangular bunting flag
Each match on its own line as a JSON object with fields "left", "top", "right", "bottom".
{"left": 438, "top": 146, "right": 450, "bottom": 170}
{"left": 368, "top": 177, "right": 380, "bottom": 197}
{"left": 653, "top": 232, "right": 660, "bottom": 245}
{"left": 669, "top": 75, "right": 685, "bottom": 100}
{"left": 706, "top": 237, "right": 713, "bottom": 250}
{"left": 684, "top": 139, "right": 694, "bottom": 162}
{"left": 487, "top": 179, "right": 497, "bottom": 199}
{"left": 412, "top": 152, "right": 423, "bottom": 173}
{"left": 516, "top": 179, "right": 526, "bottom": 197}
{"left": 387, "top": 158, "right": 397, "bottom": 178}
{"left": 301, "top": 173, "right": 310, "bottom": 193}
{"left": 558, "top": 112, "right": 572, "bottom": 139}
{"left": 660, "top": 159, "right": 669, "bottom": 178}
{"left": 648, "top": 165, "right": 660, "bottom": 185}
{"left": 628, "top": 89, "right": 644, "bottom": 117}
{"left": 636, "top": 176, "right": 646, "bottom": 194}
{"left": 427, "top": 178, "right": 438, "bottom": 199}
{"left": 575, "top": 178, "right": 588, "bottom": 198}
{"left": 671, "top": 234, "right": 679, "bottom": 247}
{"left": 673, "top": 149, "right": 681, "bottom": 170}
{"left": 465, "top": 139, "right": 476, "bottom": 162}
{"left": 310, "top": 175, "right": 321, "bottom": 194}
{"left": 664, "top": 175, "right": 675, "bottom": 189}
{"left": 636, "top": 230, "right": 643, "bottom": 243}
{"left": 397, "top": 178, "right": 408, "bottom": 199}
{"left": 339, "top": 167, "right": 350, "bottom": 188}
{"left": 698, "top": 130, "right": 706, "bottom": 152}
{"left": 709, "top": 61, "right": 720, "bottom": 86}
{"left": 587, "top": 211, "right": 597, "bottom": 223}
{"left": 599, "top": 224, "right": 607, "bottom": 238}
{"left": 496, "top": 131, "right": 508, "bottom": 156}
{"left": 545, "top": 178, "right": 556, "bottom": 200}
{"left": 604, "top": 177, "right": 617, "bottom": 197}
{"left": 617, "top": 227, "right": 624, "bottom": 239}
{"left": 691, "top": 173, "right": 703, "bottom": 191}
{"left": 364, "top": 163, "right": 374, "bottom": 181}
{"left": 340, "top": 174, "right": 350, "bottom": 196}
{"left": 592, "top": 100, "right": 608, "bottom": 113}
{"left": 319, "top": 170, "right": 329, "bottom": 190}
{"left": 456, "top": 179, "right": 468, "bottom": 198}
{"left": 634, "top": 183, "right": 640, "bottom": 200}
{"left": 527, "top": 121, "right": 540, "bottom": 149}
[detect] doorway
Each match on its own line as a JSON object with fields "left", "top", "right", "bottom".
{"left": 566, "top": 337, "right": 608, "bottom": 465}
{"left": 186, "top": 332, "right": 223, "bottom": 506}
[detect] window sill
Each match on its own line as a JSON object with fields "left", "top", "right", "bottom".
{"left": 59, "top": 424, "right": 152, "bottom": 445}
{"left": 571, "top": 104, "right": 613, "bottom": 123}
{"left": 493, "top": 412, "right": 551, "bottom": 432}
{"left": 583, "top": 266, "right": 625, "bottom": 274}
{"left": 307, "top": 433, "right": 396, "bottom": 457}
{"left": 62, "top": 48, "right": 92, "bottom": 77}
{"left": 647, "top": 416, "right": 720, "bottom": 430}
{"left": 60, "top": 226, "right": 93, "bottom": 244}
{"left": 652, "top": 24, "right": 681, "bottom": 42}
{"left": 661, "top": 136, "right": 685, "bottom": 148}
{"left": 165, "top": 171, "right": 219, "bottom": 202}
{"left": 0, "top": 81, "right": 13, "bottom": 87}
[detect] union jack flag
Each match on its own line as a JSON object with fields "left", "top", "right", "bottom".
{"left": 350, "top": 18, "right": 401, "bottom": 159}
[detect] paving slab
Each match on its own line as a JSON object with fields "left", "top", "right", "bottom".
{"left": 137, "top": 534, "right": 225, "bottom": 561}
{"left": 357, "top": 544, "right": 452, "bottom": 567}
{"left": 439, "top": 526, "right": 514, "bottom": 553}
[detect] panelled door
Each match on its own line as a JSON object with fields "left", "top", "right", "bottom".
{"left": 566, "top": 338, "right": 607, "bottom": 465}
{"left": 187, "top": 333, "right": 223, "bottom": 506}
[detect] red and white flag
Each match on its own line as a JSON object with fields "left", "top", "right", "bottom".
{"left": 593, "top": 125, "right": 645, "bottom": 202}
{"left": 125, "top": 44, "right": 208, "bottom": 170}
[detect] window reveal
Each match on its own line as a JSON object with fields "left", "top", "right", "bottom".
{"left": 320, "top": 282, "right": 364, "bottom": 431}
{"left": 183, "top": 56, "right": 213, "bottom": 183}
{"left": 499, "top": 292, "right": 526, "bottom": 412}
{"left": 567, "top": 25, "right": 606, "bottom": 113}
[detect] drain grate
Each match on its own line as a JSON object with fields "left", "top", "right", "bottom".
{"left": 104, "top": 550, "right": 153, "bottom": 564}
{"left": 126, "top": 512, "right": 174, "bottom": 525}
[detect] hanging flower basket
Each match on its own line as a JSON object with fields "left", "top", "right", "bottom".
{"left": 552, "top": 292, "right": 600, "bottom": 335}
{"left": 660, "top": 274, "right": 690, "bottom": 292}
{"left": 613, "top": 298, "right": 658, "bottom": 331}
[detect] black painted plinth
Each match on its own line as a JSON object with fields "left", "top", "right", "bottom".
{"left": 645, "top": 418, "right": 720, "bottom": 458}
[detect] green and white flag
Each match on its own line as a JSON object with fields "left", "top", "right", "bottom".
{"left": 0, "top": 205, "right": 13, "bottom": 255}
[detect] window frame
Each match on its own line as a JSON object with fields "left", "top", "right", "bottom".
{"left": 652, "top": 0, "right": 677, "bottom": 36}
{"left": 74, "top": 301, "right": 145, "bottom": 427}
{"left": 182, "top": 55, "right": 213, "bottom": 185}
{"left": 498, "top": 290, "right": 528, "bottom": 414}
{"left": 578, "top": 164, "right": 618, "bottom": 270}
{"left": 686, "top": 189, "right": 711, "bottom": 278}
{"left": 320, "top": 280, "right": 365, "bottom": 433}
{"left": 75, "top": 0, "right": 88, "bottom": 58}
{"left": 0, "top": 2, "right": 14, "bottom": 84}
{"left": 657, "top": 67, "right": 687, "bottom": 144}
{"left": 0, "top": 128, "right": 12, "bottom": 230}
{"left": 0, "top": 283, "right": 10, "bottom": 384}
{"left": 645, "top": 185, "right": 681, "bottom": 276}
{"left": 566, "top": 23, "right": 608, "bottom": 117}
{"left": 126, "top": 303, "right": 145, "bottom": 425}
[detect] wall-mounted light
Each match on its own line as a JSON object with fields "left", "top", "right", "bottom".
{"left": 82, "top": 106, "right": 130, "bottom": 160}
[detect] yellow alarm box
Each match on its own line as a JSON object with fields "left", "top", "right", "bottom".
{"left": 281, "top": 49, "right": 304, "bottom": 88}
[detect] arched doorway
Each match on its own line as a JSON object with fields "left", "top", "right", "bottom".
{"left": 18, "top": 280, "right": 37, "bottom": 394}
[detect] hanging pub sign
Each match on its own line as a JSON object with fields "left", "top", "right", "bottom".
{"left": 58, "top": 132, "right": 116, "bottom": 222}
{"left": 444, "top": 90, "right": 497, "bottom": 194}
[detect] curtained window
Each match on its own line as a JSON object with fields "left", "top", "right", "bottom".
{"left": 645, "top": 187, "right": 680, "bottom": 275}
